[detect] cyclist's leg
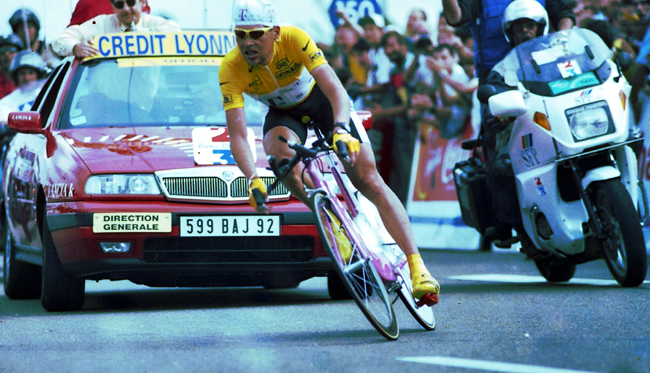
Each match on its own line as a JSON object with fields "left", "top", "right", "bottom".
{"left": 342, "top": 142, "right": 440, "bottom": 301}
{"left": 262, "top": 111, "right": 314, "bottom": 205}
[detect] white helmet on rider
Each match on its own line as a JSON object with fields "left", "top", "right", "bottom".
{"left": 502, "top": 0, "right": 549, "bottom": 45}
{"left": 232, "top": 0, "right": 275, "bottom": 27}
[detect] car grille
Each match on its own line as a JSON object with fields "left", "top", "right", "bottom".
{"left": 160, "top": 176, "right": 289, "bottom": 199}
{"left": 142, "top": 236, "right": 315, "bottom": 263}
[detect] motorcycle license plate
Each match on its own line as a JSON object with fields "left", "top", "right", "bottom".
{"left": 179, "top": 215, "right": 280, "bottom": 237}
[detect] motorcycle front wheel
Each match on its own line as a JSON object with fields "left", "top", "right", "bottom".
{"left": 589, "top": 179, "right": 648, "bottom": 287}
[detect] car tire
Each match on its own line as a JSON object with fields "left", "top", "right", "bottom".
{"left": 41, "top": 211, "right": 85, "bottom": 312}
{"left": 3, "top": 225, "right": 41, "bottom": 299}
{"left": 327, "top": 270, "right": 352, "bottom": 300}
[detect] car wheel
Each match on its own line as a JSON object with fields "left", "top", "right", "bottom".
{"left": 3, "top": 225, "right": 41, "bottom": 299}
{"left": 41, "top": 211, "right": 85, "bottom": 312}
{"left": 327, "top": 271, "right": 352, "bottom": 300}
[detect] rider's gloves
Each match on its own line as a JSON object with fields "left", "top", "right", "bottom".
{"left": 248, "top": 177, "right": 268, "bottom": 211}
{"left": 332, "top": 123, "right": 360, "bottom": 161}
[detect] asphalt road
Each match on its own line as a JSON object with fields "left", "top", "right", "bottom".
{"left": 1, "top": 249, "right": 649, "bottom": 373}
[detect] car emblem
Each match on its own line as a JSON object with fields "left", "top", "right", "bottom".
{"left": 222, "top": 171, "right": 235, "bottom": 181}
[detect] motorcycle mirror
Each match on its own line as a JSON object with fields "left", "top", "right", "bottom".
{"left": 477, "top": 84, "right": 498, "bottom": 104}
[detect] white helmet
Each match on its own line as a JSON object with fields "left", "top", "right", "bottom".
{"left": 232, "top": 0, "right": 275, "bottom": 27}
{"left": 503, "top": 0, "right": 549, "bottom": 44}
{"left": 9, "top": 50, "right": 46, "bottom": 84}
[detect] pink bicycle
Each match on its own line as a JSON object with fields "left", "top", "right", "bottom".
{"left": 256, "top": 130, "right": 436, "bottom": 340}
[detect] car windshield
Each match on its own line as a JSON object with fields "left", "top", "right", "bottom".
{"left": 59, "top": 57, "right": 264, "bottom": 129}
{"left": 498, "top": 28, "right": 612, "bottom": 96}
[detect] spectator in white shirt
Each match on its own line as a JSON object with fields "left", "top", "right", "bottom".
{"left": 52, "top": 0, "right": 180, "bottom": 58}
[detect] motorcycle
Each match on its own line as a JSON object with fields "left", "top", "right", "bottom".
{"left": 453, "top": 28, "right": 648, "bottom": 287}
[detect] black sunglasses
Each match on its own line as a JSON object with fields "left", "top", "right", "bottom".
{"left": 234, "top": 27, "right": 273, "bottom": 40}
{"left": 112, "top": 0, "right": 137, "bottom": 9}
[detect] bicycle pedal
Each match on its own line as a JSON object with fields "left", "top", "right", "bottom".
{"left": 415, "top": 293, "right": 439, "bottom": 307}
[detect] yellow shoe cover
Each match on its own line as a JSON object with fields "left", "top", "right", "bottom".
{"left": 328, "top": 211, "right": 352, "bottom": 262}
{"left": 411, "top": 271, "right": 440, "bottom": 300}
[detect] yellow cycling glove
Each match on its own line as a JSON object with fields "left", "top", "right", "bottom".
{"left": 248, "top": 177, "right": 268, "bottom": 211}
{"left": 332, "top": 124, "right": 360, "bottom": 161}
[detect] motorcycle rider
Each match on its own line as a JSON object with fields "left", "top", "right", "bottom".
{"left": 481, "top": 0, "right": 550, "bottom": 245}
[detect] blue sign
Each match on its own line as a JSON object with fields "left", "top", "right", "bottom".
{"left": 328, "top": 0, "right": 383, "bottom": 29}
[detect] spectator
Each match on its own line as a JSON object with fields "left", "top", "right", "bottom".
{"left": 0, "top": 51, "right": 48, "bottom": 125}
{"left": 8, "top": 8, "right": 58, "bottom": 68}
{"left": 412, "top": 43, "right": 473, "bottom": 140}
{"left": 52, "top": 0, "right": 180, "bottom": 58}
{"left": 0, "top": 34, "right": 23, "bottom": 100}
{"left": 332, "top": 26, "right": 366, "bottom": 84}
{"left": 405, "top": 8, "right": 432, "bottom": 51}
{"left": 69, "top": 0, "right": 151, "bottom": 26}
{"left": 9, "top": 9, "right": 44, "bottom": 56}
{"left": 380, "top": 30, "right": 417, "bottom": 204}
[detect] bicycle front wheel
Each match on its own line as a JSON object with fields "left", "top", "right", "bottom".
{"left": 310, "top": 191, "right": 399, "bottom": 340}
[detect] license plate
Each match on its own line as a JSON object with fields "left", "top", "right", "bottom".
{"left": 180, "top": 215, "right": 281, "bottom": 237}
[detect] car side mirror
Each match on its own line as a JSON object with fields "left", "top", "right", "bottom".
{"left": 8, "top": 112, "right": 43, "bottom": 134}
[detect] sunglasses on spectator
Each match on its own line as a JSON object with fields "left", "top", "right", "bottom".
{"left": 0, "top": 46, "right": 18, "bottom": 54}
{"left": 234, "top": 27, "right": 273, "bottom": 40}
{"left": 111, "top": 0, "right": 137, "bottom": 9}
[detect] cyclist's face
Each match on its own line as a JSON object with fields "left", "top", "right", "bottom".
{"left": 235, "top": 25, "right": 279, "bottom": 67}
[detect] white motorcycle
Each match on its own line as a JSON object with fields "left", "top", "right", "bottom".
{"left": 454, "top": 28, "right": 648, "bottom": 287}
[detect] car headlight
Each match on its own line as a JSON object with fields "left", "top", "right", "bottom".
{"left": 85, "top": 174, "right": 161, "bottom": 195}
{"left": 566, "top": 101, "right": 613, "bottom": 141}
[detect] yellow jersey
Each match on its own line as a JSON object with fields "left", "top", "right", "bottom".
{"left": 219, "top": 25, "right": 327, "bottom": 111}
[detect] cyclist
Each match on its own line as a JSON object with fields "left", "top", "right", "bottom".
{"left": 219, "top": 0, "right": 439, "bottom": 302}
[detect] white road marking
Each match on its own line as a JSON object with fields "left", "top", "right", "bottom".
{"left": 448, "top": 274, "right": 650, "bottom": 286}
{"left": 397, "top": 356, "right": 602, "bottom": 373}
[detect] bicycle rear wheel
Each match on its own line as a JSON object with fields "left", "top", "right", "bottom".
{"left": 310, "top": 191, "right": 399, "bottom": 340}
{"left": 351, "top": 193, "right": 435, "bottom": 331}
{"left": 394, "top": 256, "right": 436, "bottom": 330}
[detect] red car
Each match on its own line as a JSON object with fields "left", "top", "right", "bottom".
{"left": 2, "top": 31, "right": 361, "bottom": 311}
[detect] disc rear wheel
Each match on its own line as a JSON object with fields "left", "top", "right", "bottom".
{"left": 311, "top": 192, "right": 398, "bottom": 340}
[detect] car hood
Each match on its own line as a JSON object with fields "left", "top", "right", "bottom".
{"left": 59, "top": 126, "right": 265, "bottom": 174}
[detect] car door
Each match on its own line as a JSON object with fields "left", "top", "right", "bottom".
{"left": 5, "top": 60, "right": 73, "bottom": 250}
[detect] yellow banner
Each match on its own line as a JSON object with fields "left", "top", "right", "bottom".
{"left": 87, "top": 31, "right": 236, "bottom": 60}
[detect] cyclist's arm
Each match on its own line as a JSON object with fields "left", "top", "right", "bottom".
{"left": 311, "top": 64, "right": 351, "bottom": 127}
{"left": 226, "top": 108, "right": 258, "bottom": 181}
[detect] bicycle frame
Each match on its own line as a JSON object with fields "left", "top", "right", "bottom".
{"left": 300, "top": 146, "right": 401, "bottom": 283}
{"left": 263, "top": 131, "right": 436, "bottom": 338}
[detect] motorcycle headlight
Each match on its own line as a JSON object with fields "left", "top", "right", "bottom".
{"left": 566, "top": 101, "right": 613, "bottom": 141}
{"left": 85, "top": 174, "right": 161, "bottom": 195}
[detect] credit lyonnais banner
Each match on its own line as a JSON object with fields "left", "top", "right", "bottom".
{"left": 86, "top": 31, "right": 236, "bottom": 60}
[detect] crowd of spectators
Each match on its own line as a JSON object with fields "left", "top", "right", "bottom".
{"left": 316, "top": 0, "right": 650, "bottom": 205}
{"left": 2, "top": 0, "right": 650, "bottom": 204}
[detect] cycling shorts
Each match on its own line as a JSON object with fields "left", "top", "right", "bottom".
{"left": 263, "top": 84, "right": 370, "bottom": 145}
